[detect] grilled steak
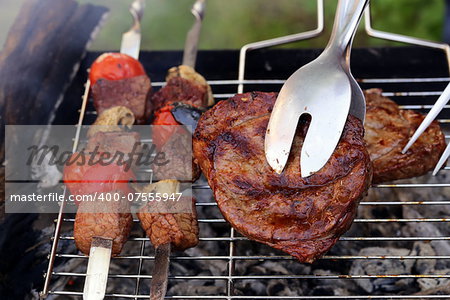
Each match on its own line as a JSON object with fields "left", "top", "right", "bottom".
{"left": 193, "top": 92, "right": 372, "bottom": 263}
{"left": 92, "top": 75, "right": 152, "bottom": 123}
{"left": 364, "top": 88, "right": 446, "bottom": 183}
{"left": 135, "top": 180, "right": 199, "bottom": 251}
{"left": 74, "top": 191, "right": 133, "bottom": 256}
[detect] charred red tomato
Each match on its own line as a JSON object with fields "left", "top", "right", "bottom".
{"left": 151, "top": 104, "right": 182, "bottom": 150}
{"left": 63, "top": 152, "right": 135, "bottom": 205}
{"left": 89, "top": 52, "right": 146, "bottom": 86}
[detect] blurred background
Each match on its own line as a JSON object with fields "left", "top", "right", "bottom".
{"left": 0, "top": 0, "right": 447, "bottom": 50}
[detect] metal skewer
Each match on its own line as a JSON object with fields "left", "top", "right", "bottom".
{"left": 182, "top": 0, "right": 205, "bottom": 68}
{"left": 149, "top": 1, "right": 205, "bottom": 299}
{"left": 433, "top": 142, "right": 450, "bottom": 175}
{"left": 120, "top": 0, "right": 145, "bottom": 59}
{"left": 401, "top": 82, "right": 450, "bottom": 175}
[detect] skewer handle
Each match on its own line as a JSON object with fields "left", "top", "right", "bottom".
{"left": 83, "top": 237, "right": 113, "bottom": 300}
{"left": 182, "top": 0, "right": 206, "bottom": 68}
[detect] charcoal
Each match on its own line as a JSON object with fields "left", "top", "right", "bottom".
{"left": 253, "top": 261, "right": 291, "bottom": 275}
{"left": 311, "top": 269, "right": 356, "bottom": 296}
{"left": 185, "top": 247, "right": 228, "bottom": 276}
{"left": 30, "top": 149, "right": 62, "bottom": 190}
{"left": 168, "top": 282, "right": 225, "bottom": 296}
{"left": 416, "top": 269, "right": 450, "bottom": 293}
{"left": 412, "top": 242, "right": 436, "bottom": 274}
{"left": 350, "top": 247, "right": 414, "bottom": 293}
{"left": 402, "top": 206, "right": 450, "bottom": 258}
{"left": 266, "top": 279, "right": 300, "bottom": 296}
{"left": 233, "top": 279, "right": 267, "bottom": 295}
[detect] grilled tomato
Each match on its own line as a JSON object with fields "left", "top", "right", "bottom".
{"left": 89, "top": 52, "right": 146, "bottom": 85}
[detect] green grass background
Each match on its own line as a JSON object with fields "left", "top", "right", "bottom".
{"left": 0, "top": 0, "right": 446, "bottom": 51}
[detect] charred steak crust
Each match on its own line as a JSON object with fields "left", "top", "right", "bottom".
{"left": 193, "top": 92, "right": 372, "bottom": 263}
{"left": 364, "top": 88, "right": 446, "bottom": 183}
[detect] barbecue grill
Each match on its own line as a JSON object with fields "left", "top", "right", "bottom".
{"left": 40, "top": 3, "right": 450, "bottom": 299}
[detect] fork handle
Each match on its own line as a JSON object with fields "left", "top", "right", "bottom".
{"left": 326, "top": 0, "right": 369, "bottom": 53}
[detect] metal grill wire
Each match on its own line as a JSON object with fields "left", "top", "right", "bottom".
{"left": 44, "top": 76, "right": 450, "bottom": 299}
{"left": 42, "top": 3, "right": 450, "bottom": 300}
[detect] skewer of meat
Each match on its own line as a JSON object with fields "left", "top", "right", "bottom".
{"left": 65, "top": 1, "right": 148, "bottom": 299}
{"left": 134, "top": 180, "right": 199, "bottom": 300}
{"left": 64, "top": 107, "right": 139, "bottom": 300}
{"left": 87, "top": 0, "right": 151, "bottom": 125}
{"left": 138, "top": 1, "right": 208, "bottom": 299}
{"left": 149, "top": 1, "right": 212, "bottom": 183}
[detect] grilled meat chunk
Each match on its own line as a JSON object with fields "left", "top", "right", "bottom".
{"left": 92, "top": 75, "right": 152, "bottom": 124}
{"left": 193, "top": 92, "right": 372, "bottom": 263}
{"left": 152, "top": 130, "right": 200, "bottom": 182}
{"left": 85, "top": 131, "right": 141, "bottom": 162}
{"left": 136, "top": 180, "right": 199, "bottom": 251}
{"left": 364, "top": 88, "right": 446, "bottom": 183}
{"left": 74, "top": 192, "right": 133, "bottom": 256}
{"left": 151, "top": 65, "right": 213, "bottom": 112}
{"left": 138, "top": 206, "right": 199, "bottom": 251}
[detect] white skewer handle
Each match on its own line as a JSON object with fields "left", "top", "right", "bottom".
{"left": 83, "top": 237, "right": 113, "bottom": 300}
{"left": 402, "top": 81, "right": 450, "bottom": 153}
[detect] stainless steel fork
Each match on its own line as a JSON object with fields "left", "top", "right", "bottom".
{"left": 265, "top": 0, "right": 369, "bottom": 177}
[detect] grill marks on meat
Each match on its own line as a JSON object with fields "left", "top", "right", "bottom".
{"left": 74, "top": 191, "right": 133, "bottom": 256}
{"left": 193, "top": 92, "right": 372, "bottom": 263}
{"left": 364, "top": 88, "right": 446, "bottom": 183}
{"left": 138, "top": 204, "right": 199, "bottom": 251}
{"left": 135, "top": 180, "right": 199, "bottom": 251}
{"left": 92, "top": 75, "right": 152, "bottom": 123}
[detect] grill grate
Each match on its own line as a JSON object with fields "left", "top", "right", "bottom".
{"left": 41, "top": 74, "right": 450, "bottom": 299}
